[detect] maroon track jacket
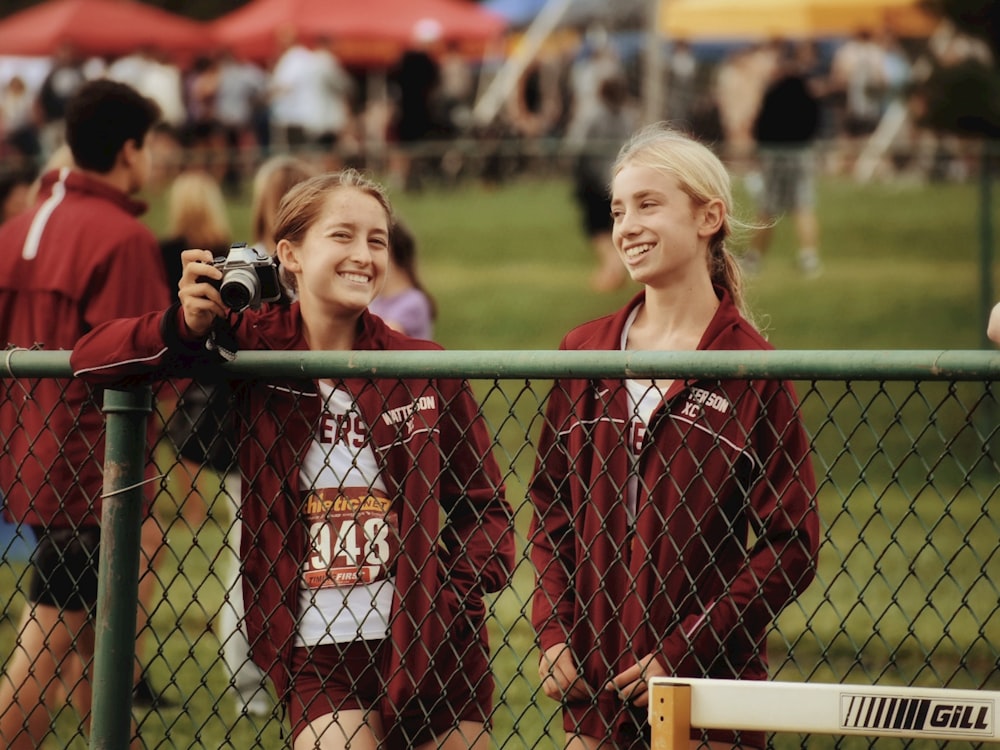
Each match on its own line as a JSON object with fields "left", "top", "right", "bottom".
{"left": 529, "top": 289, "right": 820, "bottom": 745}
{"left": 72, "top": 303, "right": 515, "bottom": 743}
{"left": 0, "top": 168, "right": 169, "bottom": 527}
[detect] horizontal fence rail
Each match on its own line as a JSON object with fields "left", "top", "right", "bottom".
{"left": 7, "top": 348, "right": 1000, "bottom": 380}
{"left": 2, "top": 349, "right": 1000, "bottom": 750}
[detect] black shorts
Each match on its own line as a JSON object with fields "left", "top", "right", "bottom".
{"left": 27, "top": 525, "right": 101, "bottom": 613}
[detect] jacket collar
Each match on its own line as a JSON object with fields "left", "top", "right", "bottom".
{"left": 583, "top": 286, "right": 748, "bottom": 352}
{"left": 247, "top": 303, "right": 397, "bottom": 353}
{"left": 37, "top": 167, "right": 148, "bottom": 217}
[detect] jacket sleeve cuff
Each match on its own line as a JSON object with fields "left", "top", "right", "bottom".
{"left": 159, "top": 303, "right": 227, "bottom": 365}
{"left": 538, "top": 630, "right": 568, "bottom": 653}
{"left": 657, "top": 630, "right": 703, "bottom": 676}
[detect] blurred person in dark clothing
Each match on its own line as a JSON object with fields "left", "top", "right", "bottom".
{"left": 744, "top": 42, "right": 823, "bottom": 278}
{"left": 388, "top": 20, "right": 444, "bottom": 190}
{"left": 569, "top": 75, "right": 638, "bottom": 293}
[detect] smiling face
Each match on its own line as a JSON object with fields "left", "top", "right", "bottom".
{"left": 277, "top": 186, "right": 390, "bottom": 319}
{"left": 610, "top": 163, "right": 723, "bottom": 289}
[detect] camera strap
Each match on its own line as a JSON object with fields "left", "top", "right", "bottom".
{"left": 205, "top": 316, "right": 240, "bottom": 362}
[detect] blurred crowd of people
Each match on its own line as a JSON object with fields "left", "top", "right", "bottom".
{"left": 0, "top": 19, "right": 991, "bottom": 292}
{"left": 0, "top": 19, "right": 992, "bottom": 199}
{"left": 0, "top": 22, "right": 481, "bottom": 194}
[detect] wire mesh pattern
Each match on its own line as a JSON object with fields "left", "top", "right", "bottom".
{"left": 1, "top": 372, "right": 998, "bottom": 749}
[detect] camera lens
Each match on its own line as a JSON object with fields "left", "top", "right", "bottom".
{"left": 219, "top": 269, "right": 258, "bottom": 312}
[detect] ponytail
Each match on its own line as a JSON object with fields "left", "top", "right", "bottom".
{"left": 709, "top": 238, "right": 755, "bottom": 329}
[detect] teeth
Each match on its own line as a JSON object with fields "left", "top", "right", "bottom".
{"left": 341, "top": 272, "right": 369, "bottom": 283}
{"left": 625, "top": 244, "right": 654, "bottom": 259}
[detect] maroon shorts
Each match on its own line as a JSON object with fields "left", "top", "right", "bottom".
{"left": 287, "top": 636, "right": 493, "bottom": 742}
{"left": 288, "top": 640, "right": 383, "bottom": 739}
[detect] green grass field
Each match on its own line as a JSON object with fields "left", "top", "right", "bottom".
{"left": 146, "top": 168, "right": 996, "bottom": 352}
{"left": 4, "top": 169, "right": 999, "bottom": 748}
{"left": 390, "top": 174, "right": 993, "bottom": 352}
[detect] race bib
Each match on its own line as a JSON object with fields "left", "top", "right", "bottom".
{"left": 302, "top": 487, "right": 400, "bottom": 589}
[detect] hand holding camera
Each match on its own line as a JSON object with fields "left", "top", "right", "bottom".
{"left": 178, "top": 244, "right": 282, "bottom": 339}
{"left": 204, "top": 243, "right": 282, "bottom": 312}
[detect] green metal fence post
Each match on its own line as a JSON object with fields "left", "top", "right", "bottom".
{"left": 89, "top": 386, "right": 153, "bottom": 750}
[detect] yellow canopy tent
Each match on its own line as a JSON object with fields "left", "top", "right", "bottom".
{"left": 660, "top": 0, "right": 938, "bottom": 40}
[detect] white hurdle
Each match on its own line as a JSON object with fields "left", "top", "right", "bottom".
{"left": 648, "top": 677, "right": 1000, "bottom": 747}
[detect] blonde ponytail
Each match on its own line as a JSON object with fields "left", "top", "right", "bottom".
{"left": 614, "top": 122, "right": 759, "bottom": 329}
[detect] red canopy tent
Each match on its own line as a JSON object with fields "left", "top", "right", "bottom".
{"left": 0, "top": 0, "right": 210, "bottom": 61}
{"left": 209, "top": 0, "right": 508, "bottom": 67}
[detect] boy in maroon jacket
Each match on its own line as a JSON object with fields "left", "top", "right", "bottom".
{"left": 0, "top": 80, "right": 168, "bottom": 747}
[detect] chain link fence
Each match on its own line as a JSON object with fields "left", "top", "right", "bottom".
{"left": 2, "top": 350, "right": 999, "bottom": 749}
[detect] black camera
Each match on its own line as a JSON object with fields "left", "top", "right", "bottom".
{"left": 209, "top": 243, "right": 282, "bottom": 312}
